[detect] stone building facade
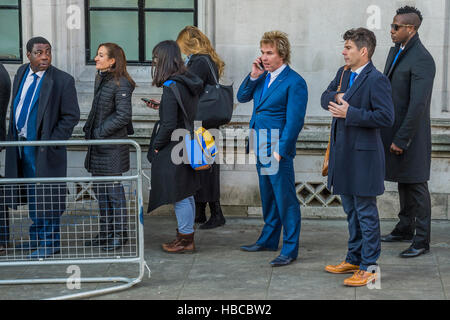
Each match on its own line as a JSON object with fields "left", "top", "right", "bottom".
{"left": 1, "top": 0, "right": 449, "bottom": 219}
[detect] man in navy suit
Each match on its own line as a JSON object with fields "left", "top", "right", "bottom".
{"left": 321, "top": 28, "right": 394, "bottom": 286}
{"left": 5, "top": 37, "right": 80, "bottom": 259}
{"left": 237, "top": 31, "right": 308, "bottom": 267}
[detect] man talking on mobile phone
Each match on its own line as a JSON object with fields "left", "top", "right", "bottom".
{"left": 237, "top": 31, "right": 308, "bottom": 267}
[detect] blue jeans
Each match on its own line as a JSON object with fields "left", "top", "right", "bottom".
{"left": 174, "top": 196, "right": 195, "bottom": 234}
{"left": 341, "top": 195, "right": 381, "bottom": 271}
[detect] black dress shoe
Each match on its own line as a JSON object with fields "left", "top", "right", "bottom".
{"left": 270, "top": 255, "right": 296, "bottom": 267}
{"left": 102, "top": 232, "right": 128, "bottom": 251}
{"left": 380, "top": 233, "right": 413, "bottom": 242}
{"left": 85, "top": 234, "right": 107, "bottom": 247}
{"left": 0, "top": 244, "right": 9, "bottom": 255}
{"left": 399, "top": 246, "right": 429, "bottom": 258}
{"left": 240, "top": 243, "right": 277, "bottom": 252}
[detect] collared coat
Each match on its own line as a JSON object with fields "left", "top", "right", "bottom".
{"left": 380, "top": 33, "right": 436, "bottom": 183}
{"left": 0, "top": 63, "right": 10, "bottom": 142}
{"left": 321, "top": 62, "right": 395, "bottom": 196}
{"left": 5, "top": 63, "right": 80, "bottom": 209}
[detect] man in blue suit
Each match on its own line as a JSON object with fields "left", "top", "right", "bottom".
{"left": 5, "top": 37, "right": 80, "bottom": 259}
{"left": 237, "top": 31, "right": 308, "bottom": 267}
{"left": 321, "top": 28, "right": 394, "bottom": 286}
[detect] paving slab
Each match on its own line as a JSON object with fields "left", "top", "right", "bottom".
{"left": 0, "top": 216, "right": 448, "bottom": 300}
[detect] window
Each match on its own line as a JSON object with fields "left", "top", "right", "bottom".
{"left": 0, "top": 0, "right": 22, "bottom": 63}
{"left": 85, "top": 0, "right": 197, "bottom": 65}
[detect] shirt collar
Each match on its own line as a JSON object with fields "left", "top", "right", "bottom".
{"left": 28, "top": 68, "right": 46, "bottom": 78}
{"left": 352, "top": 62, "right": 369, "bottom": 76}
{"left": 268, "top": 64, "right": 287, "bottom": 77}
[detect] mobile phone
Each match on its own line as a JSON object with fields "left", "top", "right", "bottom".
{"left": 141, "top": 98, "right": 160, "bottom": 105}
{"left": 258, "top": 61, "right": 264, "bottom": 70}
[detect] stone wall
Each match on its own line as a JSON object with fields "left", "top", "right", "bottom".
{"left": 1, "top": 0, "right": 449, "bottom": 220}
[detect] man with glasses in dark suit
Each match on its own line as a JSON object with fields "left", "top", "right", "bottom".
{"left": 380, "top": 6, "right": 436, "bottom": 258}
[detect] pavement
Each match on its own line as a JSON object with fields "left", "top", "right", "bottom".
{"left": 0, "top": 216, "right": 449, "bottom": 300}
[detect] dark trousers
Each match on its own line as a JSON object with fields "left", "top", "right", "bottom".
{"left": 0, "top": 186, "right": 8, "bottom": 245}
{"left": 94, "top": 177, "right": 128, "bottom": 236}
{"left": 255, "top": 158, "right": 301, "bottom": 259}
{"left": 392, "top": 182, "right": 431, "bottom": 250}
{"left": 22, "top": 145, "right": 62, "bottom": 248}
{"left": 341, "top": 195, "right": 381, "bottom": 271}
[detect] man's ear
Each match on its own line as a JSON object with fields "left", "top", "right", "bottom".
{"left": 360, "top": 47, "right": 368, "bottom": 57}
{"left": 26, "top": 52, "right": 31, "bottom": 61}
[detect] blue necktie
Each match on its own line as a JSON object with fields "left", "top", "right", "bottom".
{"left": 348, "top": 72, "right": 357, "bottom": 89}
{"left": 391, "top": 48, "right": 403, "bottom": 68}
{"left": 261, "top": 73, "right": 271, "bottom": 99}
{"left": 17, "top": 73, "right": 39, "bottom": 132}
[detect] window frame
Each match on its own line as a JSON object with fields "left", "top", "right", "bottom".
{"left": 85, "top": 0, "right": 198, "bottom": 66}
{"left": 0, "top": 0, "right": 23, "bottom": 64}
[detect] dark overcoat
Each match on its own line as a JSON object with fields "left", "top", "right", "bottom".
{"left": 0, "top": 63, "right": 11, "bottom": 142}
{"left": 187, "top": 54, "right": 221, "bottom": 203}
{"left": 5, "top": 63, "right": 80, "bottom": 209}
{"left": 147, "top": 72, "right": 203, "bottom": 212}
{"left": 83, "top": 72, "right": 134, "bottom": 175}
{"left": 321, "top": 62, "right": 395, "bottom": 196}
{"left": 380, "top": 33, "right": 436, "bottom": 183}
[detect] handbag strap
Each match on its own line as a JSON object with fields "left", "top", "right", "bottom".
{"left": 167, "top": 82, "right": 194, "bottom": 134}
{"left": 336, "top": 65, "right": 350, "bottom": 92}
{"left": 200, "top": 56, "right": 219, "bottom": 86}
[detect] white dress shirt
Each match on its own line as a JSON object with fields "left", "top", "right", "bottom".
{"left": 251, "top": 63, "right": 287, "bottom": 87}
{"left": 15, "top": 68, "right": 46, "bottom": 138}
{"left": 351, "top": 62, "right": 369, "bottom": 81}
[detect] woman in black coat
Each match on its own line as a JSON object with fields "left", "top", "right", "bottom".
{"left": 176, "top": 26, "right": 226, "bottom": 229}
{"left": 83, "top": 43, "right": 135, "bottom": 251}
{"left": 146, "top": 40, "right": 203, "bottom": 253}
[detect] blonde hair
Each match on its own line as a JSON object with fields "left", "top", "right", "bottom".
{"left": 176, "top": 26, "right": 225, "bottom": 78}
{"left": 260, "top": 31, "right": 291, "bottom": 65}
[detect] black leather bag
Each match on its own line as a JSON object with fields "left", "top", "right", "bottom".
{"left": 196, "top": 57, "right": 234, "bottom": 129}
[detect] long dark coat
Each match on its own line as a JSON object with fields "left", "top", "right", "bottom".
{"left": 0, "top": 63, "right": 11, "bottom": 142}
{"left": 147, "top": 72, "right": 203, "bottom": 212}
{"left": 5, "top": 63, "right": 80, "bottom": 209}
{"left": 321, "top": 62, "right": 394, "bottom": 196}
{"left": 187, "top": 54, "right": 221, "bottom": 203}
{"left": 83, "top": 72, "right": 134, "bottom": 175}
{"left": 380, "top": 33, "right": 436, "bottom": 183}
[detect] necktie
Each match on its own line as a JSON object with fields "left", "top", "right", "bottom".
{"left": 17, "top": 73, "right": 39, "bottom": 132}
{"left": 391, "top": 48, "right": 403, "bottom": 68}
{"left": 261, "top": 73, "right": 271, "bottom": 99}
{"left": 348, "top": 72, "right": 357, "bottom": 89}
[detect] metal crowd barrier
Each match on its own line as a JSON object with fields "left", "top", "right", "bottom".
{"left": 0, "top": 140, "right": 150, "bottom": 300}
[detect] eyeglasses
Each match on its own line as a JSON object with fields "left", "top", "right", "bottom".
{"left": 390, "top": 23, "right": 414, "bottom": 31}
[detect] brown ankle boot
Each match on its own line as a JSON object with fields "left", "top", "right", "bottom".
{"left": 162, "top": 232, "right": 195, "bottom": 254}
{"left": 163, "top": 229, "right": 182, "bottom": 248}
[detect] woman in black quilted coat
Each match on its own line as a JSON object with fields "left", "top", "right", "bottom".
{"left": 83, "top": 43, "right": 135, "bottom": 251}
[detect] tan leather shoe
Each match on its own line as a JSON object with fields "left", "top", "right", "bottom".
{"left": 343, "top": 270, "right": 377, "bottom": 287}
{"left": 325, "top": 261, "right": 360, "bottom": 274}
{"left": 162, "top": 232, "right": 195, "bottom": 254}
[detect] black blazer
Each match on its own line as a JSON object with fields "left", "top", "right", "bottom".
{"left": 0, "top": 63, "right": 10, "bottom": 142}
{"left": 381, "top": 33, "right": 436, "bottom": 183}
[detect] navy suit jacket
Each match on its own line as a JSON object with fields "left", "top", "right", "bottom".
{"left": 237, "top": 65, "right": 308, "bottom": 160}
{"left": 321, "top": 62, "right": 394, "bottom": 196}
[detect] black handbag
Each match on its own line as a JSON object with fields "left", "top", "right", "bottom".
{"left": 196, "top": 57, "right": 234, "bottom": 129}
